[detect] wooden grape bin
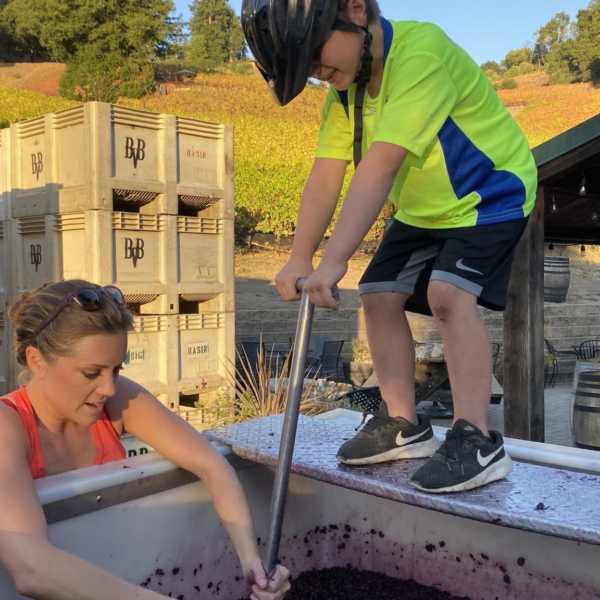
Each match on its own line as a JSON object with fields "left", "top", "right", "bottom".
{"left": 5, "top": 102, "right": 233, "bottom": 220}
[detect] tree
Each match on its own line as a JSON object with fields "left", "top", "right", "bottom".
{"left": 503, "top": 47, "right": 533, "bottom": 71}
{"left": 159, "top": 14, "right": 188, "bottom": 60}
{"left": 3, "top": 0, "right": 174, "bottom": 63}
{"left": 571, "top": 0, "right": 600, "bottom": 81}
{"left": 229, "top": 15, "right": 247, "bottom": 61}
{"left": 480, "top": 60, "right": 504, "bottom": 79}
{"left": 188, "top": 0, "right": 246, "bottom": 71}
{"left": 60, "top": 43, "right": 155, "bottom": 102}
{"left": 4, "top": 0, "right": 175, "bottom": 100}
{"left": 591, "top": 57, "right": 600, "bottom": 87}
{"left": 545, "top": 0, "right": 600, "bottom": 84}
{"left": 0, "top": 0, "right": 48, "bottom": 60}
{"left": 546, "top": 38, "right": 582, "bottom": 83}
{"left": 533, "top": 12, "right": 572, "bottom": 66}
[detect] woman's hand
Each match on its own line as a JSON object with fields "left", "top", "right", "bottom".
{"left": 243, "top": 556, "right": 291, "bottom": 600}
{"left": 274, "top": 257, "right": 314, "bottom": 301}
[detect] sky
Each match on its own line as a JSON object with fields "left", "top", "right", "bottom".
{"left": 172, "top": 0, "right": 591, "bottom": 64}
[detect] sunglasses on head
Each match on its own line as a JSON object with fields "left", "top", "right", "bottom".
{"left": 33, "top": 285, "right": 126, "bottom": 337}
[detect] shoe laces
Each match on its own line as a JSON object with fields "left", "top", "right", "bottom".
{"left": 434, "top": 428, "right": 485, "bottom": 470}
{"left": 355, "top": 410, "right": 387, "bottom": 433}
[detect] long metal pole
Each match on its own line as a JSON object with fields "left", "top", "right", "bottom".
{"left": 264, "top": 281, "right": 315, "bottom": 574}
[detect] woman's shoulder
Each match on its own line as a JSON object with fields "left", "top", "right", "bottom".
{"left": 0, "top": 393, "right": 30, "bottom": 452}
{"left": 0, "top": 387, "right": 28, "bottom": 417}
{"left": 109, "top": 375, "right": 154, "bottom": 404}
{"left": 105, "top": 376, "right": 157, "bottom": 418}
{"left": 0, "top": 386, "right": 26, "bottom": 404}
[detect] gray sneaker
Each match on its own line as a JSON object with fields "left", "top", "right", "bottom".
{"left": 337, "top": 409, "right": 439, "bottom": 466}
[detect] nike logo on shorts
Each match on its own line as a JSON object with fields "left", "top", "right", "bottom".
{"left": 456, "top": 258, "right": 484, "bottom": 275}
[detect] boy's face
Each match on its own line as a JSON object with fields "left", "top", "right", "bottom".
{"left": 311, "top": 29, "right": 364, "bottom": 91}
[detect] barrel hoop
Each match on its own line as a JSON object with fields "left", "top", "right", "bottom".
{"left": 576, "top": 442, "right": 600, "bottom": 450}
{"left": 575, "top": 389, "right": 600, "bottom": 398}
{"left": 574, "top": 405, "right": 600, "bottom": 414}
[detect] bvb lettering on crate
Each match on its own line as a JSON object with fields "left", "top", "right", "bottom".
{"left": 4, "top": 102, "right": 233, "bottom": 220}
{"left": 8, "top": 211, "right": 234, "bottom": 314}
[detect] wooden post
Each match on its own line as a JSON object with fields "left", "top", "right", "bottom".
{"left": 503, "top": 187, "right": 545, "bottom": 441}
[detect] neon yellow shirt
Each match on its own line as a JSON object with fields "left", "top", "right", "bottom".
{"left": 316, "top": 19, "right": 538, "bottom": 228}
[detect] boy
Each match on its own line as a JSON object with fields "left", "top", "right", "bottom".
{"left": 242, "top": 0, "right": 537, "bottom": 493}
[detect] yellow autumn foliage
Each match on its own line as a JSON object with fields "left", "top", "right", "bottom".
{"left": 1, "top": 70, "right": 599, "bottom": 236}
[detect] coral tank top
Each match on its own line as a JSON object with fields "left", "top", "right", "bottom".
{"left": 0, "top": 386, "right": 125, "bottom": 479}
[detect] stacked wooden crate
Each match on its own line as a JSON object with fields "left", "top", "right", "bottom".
{"left": 0, "top": 102, "right": 235, "bottom": 424}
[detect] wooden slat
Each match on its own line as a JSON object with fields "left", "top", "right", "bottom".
{"left": 503, "top": 187, "right": 545, "bottom": 441}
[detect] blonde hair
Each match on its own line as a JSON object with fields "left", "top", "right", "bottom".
{"left": 10, "top": 280, "right": 133, "bottom": 368}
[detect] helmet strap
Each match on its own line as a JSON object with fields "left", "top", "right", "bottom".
{"left": 353, "top": 27, "right": 373, "bottom": 168}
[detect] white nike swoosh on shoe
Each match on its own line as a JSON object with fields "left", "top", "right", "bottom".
{"left": 396, "top": 429, "right": 430, "bottom": 447}
{"left": 456, "top": 258, "right": 484, "bottom": 275}
{"left": 477, "top": 446, "right": 504, "bottom": 468}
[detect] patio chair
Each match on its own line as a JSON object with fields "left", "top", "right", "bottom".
{"left": 264, "top": 341, "right": 292, "bottom": 377}
{"left": 307, "top": 340, "right": 345, "bottom": 381}
{"left": 573, "top": 339, "right": 600, "bottom": 360}
{"left": 289, "top": 334, "right": 327, "bottom": 362}
{"left": 544, "top": 339, "right": 559, "bottom": 388}
{"left": 543, "top": 338, "right": 579, "bottom": 387}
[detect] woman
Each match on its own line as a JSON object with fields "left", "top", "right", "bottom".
{"left": 0, "top": 279, "right": 290, "bottom": 599}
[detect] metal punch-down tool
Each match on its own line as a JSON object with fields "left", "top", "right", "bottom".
{"left": 264, "top": 278, "right": 338, "bottom": 575}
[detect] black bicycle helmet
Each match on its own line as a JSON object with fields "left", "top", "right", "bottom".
{"left": 242, "top": 0, "right": 370, "bottom": 106}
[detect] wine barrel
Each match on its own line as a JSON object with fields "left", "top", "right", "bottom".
{"left": 573, "top": 370, "right": 600, "bottom": 449}
{"left": 544, "top": 256, "right": 570, "bottom": 303}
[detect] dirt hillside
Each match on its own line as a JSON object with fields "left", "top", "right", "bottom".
{"left": 0, "top": 62, "right": 65, "bottom": 96}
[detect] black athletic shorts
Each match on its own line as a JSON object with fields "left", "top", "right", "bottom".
{"left": 359, "top": 218, "right": 529, "bottom": 316}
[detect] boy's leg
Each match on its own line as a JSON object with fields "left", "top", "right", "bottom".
{"left": 362, "top": 292, "right": 416, "bottom": 422}
{"left": 336, "top": 221, "right": 441, "bottom": 466}
{"left": 409, "top": 218, "right": 528, "bottom": 493}
{"left": 427, "top": 281, "right": 491, "bottom": 435}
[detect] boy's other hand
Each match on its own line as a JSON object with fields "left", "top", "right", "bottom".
{"left": 304, "top": 260, "right": 347, "bottom": 308}
{"left": 275, "top": 257, "right": 314, "bottom": 301}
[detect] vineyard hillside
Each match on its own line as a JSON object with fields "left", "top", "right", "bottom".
{"left": 1, "top": 67, "right": 599, "bottom": 236}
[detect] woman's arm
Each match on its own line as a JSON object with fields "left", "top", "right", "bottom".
{"left": 0, "top": 406, "right": 169, "bottom": 600}
{"left": 112, "top": 377, "right": 289, "bottom": 599}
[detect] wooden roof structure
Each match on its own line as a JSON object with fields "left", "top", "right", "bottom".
{"left": 535, "top": 113, "right": 600, "bottom": 244}
{"left": 504, "top": 113, "right": 600, "bottom": 441}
